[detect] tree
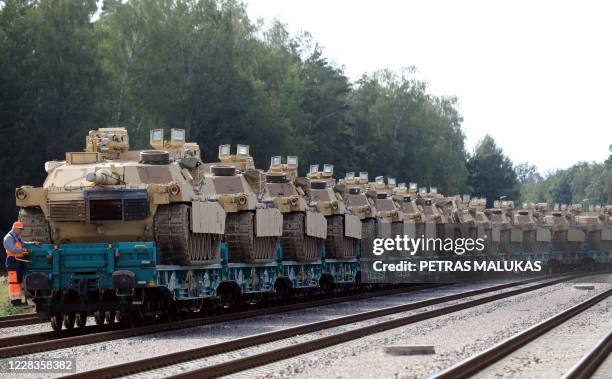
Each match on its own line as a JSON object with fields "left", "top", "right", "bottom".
{"left": 467, "top": 135, "right": 519, "bottom": 207}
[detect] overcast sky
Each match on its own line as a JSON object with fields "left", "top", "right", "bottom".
{"left": 246, "top": 0, "right": 611, "bottom": 174}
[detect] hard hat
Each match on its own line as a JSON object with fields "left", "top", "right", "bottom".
{"left": 12, "top": 221, "right": 25, "bottom": 229}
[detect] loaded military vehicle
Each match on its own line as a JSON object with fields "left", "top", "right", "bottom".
{"left": 202, "top": 145, "right": 283, "bottom": 263}
{"left": 261, "top": 156, "right": 326, "bottom": 261}
{"left": 339, "top": 172, "right": 377, "bottom": 256}
{"left": 15, "top": 128, "right": 225, "bottom": 266}
{"left": 306, "top": 164, "right": 362, "bottom": 259}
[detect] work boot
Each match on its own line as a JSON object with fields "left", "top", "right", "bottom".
{"left": 10, "top": 299, "right": 23, "bottom": 306}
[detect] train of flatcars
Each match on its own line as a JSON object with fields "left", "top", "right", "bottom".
{"left": 13, "top": 128, "right": 612, "bottom": 330}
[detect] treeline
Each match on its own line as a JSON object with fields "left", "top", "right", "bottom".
{"left": 0, "top": 0, "right": 468, "bottom": 231}
{"left": 517, "top": 154, "right": 611, "bottom": 207}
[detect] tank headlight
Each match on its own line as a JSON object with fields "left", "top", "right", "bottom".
{"left": 375, "top": 176, "right": 384, "bottom": 185}
{"left": 290, "top": 196, "right": 299, "bottom": 205}
{"left": 388, "top": 178, "right": 396, "bottom": 186}
{"left": 398, "top": 182, "right": 406, "bottom": 190}
{"left": 365, "top": 206, "right": 372, "bottom": 215}
{"left": 331, "top": 201, "right": 339, "bottom": 210}
{"left": 323, "top": 164, "right": 334, "bottom": 174}
{"left": 169, "top": 184, "right": 181, "bottom": 196}
{"left": 310, "top": 164, "right": 319, "bottom": 175}
{"left": 237, "top": 195, "right": 247, "bottom": 205}
{"left": 346, "top": 172, "right": 355, "bottom": 180}
{"left": 16, "top": 188, "right": 27, "bottom": 200}
{"left": 359, "top": 172, "right": 368, "bottom": 181}
{"left": 271, "top": 156, "right": 282, "bottom": 166}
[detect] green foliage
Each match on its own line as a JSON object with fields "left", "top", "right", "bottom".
{"left": 1, "top": 0, "right": 604, "bottom": 253}
{"left": 466, "top": 135, "right": 520, "bottom": 207}
{"left": 517, "top": 156, "right": 611, "bottom": 207}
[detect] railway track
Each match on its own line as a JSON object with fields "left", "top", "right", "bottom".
{"left": 65, "top": 275, "right": 581, "bottom": 379}
{"left": 0, "top": 284, "right": 439, "bottom": 358}
{"left": 432, "top": 287, "right": 612, "bottom": 379}
{"left": 0, "top": 312, "right": 40, "bottom": 328}
{"left": 562, "top": 329, "right": 612, "bottom": 379}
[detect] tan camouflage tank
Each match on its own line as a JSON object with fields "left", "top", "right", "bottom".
{"left": 15, "top": 128, "right": 225, "bottom": 265}
{"left": 261, "top": 156, "right": 326, "bottom": 261}
{"left": 339, "top": 172, "right": 377, "bottom": 256}
{"left": 201, "top": 145, "right": 283, "bottom": 263}
{"left": 487, "top": 200, "right": 522, "bottom": 254}
{"left": 569, "top": 203, "right": 611, "bottom": 251}
{"left": 540, "top": 203, "right": 585, "bottom": 253}
{"left": 305, "top": 164, "right": 361, "bottom": 259}
{"left": 512, "top": 203, "right": 551, "bottom": 253}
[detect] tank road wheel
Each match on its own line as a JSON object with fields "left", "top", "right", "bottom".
{"left": 18, "top": 207, "right": 51, "bottom": 243}
{"left": 155, "top": 204, "right": 192, "bottom": 265}
{"left": 75, "top": 312, "right": 87, "bottom": 328}
{"left": 282, "top": 212, "right": 323, "bottom": 261}
{"left": 104, "top": 311, "right": 116, "bottom": 324}
{"left": 94, "top": 311, "right": 104, "bottom": 325}
{"left": 50, "top": 314, "right": 63, "bottom": 332}
{"left": 63, "top": 313, "right": 76, "bottom": 330}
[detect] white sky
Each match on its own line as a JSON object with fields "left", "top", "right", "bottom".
{"left": 246, "top": 0, "right": 612, "bottom": 174}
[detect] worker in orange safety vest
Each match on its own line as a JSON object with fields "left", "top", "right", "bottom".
{"left": 3, "top": 221, "right": 38, "bottom": 306}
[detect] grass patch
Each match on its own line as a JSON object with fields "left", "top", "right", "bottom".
{"left": 0, "top": 274, "right": 34, "bottom": 317}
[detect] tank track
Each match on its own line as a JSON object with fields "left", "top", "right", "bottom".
{"left": 325, "top": 214, "right": 358, "bottom": 259}
{"left": 360, "top": 218, "right": 376, "bottom": 257}
{"left": 154, "top": 203, "right": 221, "bottom": 265}
{"left": 522, "top": 230, "right": 549, "bottom": 253}
{"left": 586, "top": 230, "right": 612, "bottom": 251}
{"left": 499, "top": 229, "right": 521, "bottom": 254}
{"left": 225, "top": 212, "right": 278, "bottom": 263}
{"left": 18, "top": 208, "right": 51, "bottom": 243}
{"left": 282, "top": 212, "right": 323, "bottom": 261}
{"left": 552, "top": 230, "right": 582, "bottom": 253}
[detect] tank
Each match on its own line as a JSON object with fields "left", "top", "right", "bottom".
{"left": 339, "top": 172, "right": 378, "bottom": 256}
{"left": 15, "top": 128, "right": 225, "bottom": 265}
{"left": 541, "top": 203, "right": 585, "bottom": 253}
{"left": 365, "top": 177, "right": 404, "bottom": 249}
{"left": 512, "top": 204, "right": 551, "bottom": 252}
{"left": 305, "top": 164, "right": 361, "bottom": 259}
{"left": 202, "top": 145, "right": 283, "bottom": 263}
{"left": 391, "top": 182, "right": 434, "bottom": 255}
{"left": 486, "top": 200, "right": 522, "bottom": 254}
{"left": 568, "top": 203, "right": 610, "bottom": 251}
{"left": 468, "top": 197, "right": 498, "bottom": 254}
{"left": 261, "top": 156, "right": 326, "bottom": 261}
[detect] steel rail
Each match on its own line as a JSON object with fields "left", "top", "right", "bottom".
{"left": 0, "top": 284, "right": 436, "bottom": 357}
{"left": 69, "top": 275, "right": 578, "bottom": 379}
{"left": 431, "top": 288, "right": 612, "bottom": 379}
{"left": 561, "top": 329, "right": 612, "bottom": 379}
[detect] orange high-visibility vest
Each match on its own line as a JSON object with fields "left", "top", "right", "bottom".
{"left": 5, "top": 240, "right": 29, "bottom": 262}
{"left": 7, "top": 270, "right": 22, "bottom": 302}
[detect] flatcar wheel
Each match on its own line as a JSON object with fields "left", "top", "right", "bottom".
{"left": 116, "top": 311, "right": 131, "bottom": 328}
{"left": 63, "top": 313, "right": 76, "bottom": 330}
{"left": 104, "top": 311, "right": 115, "bottom": 324}
{"left": 50, "top": 314, "right": 63, "bottom": 332}
{"left": 94, "top": 311, "right": 104, "bottom": 325}
{"left": 75, "top": 312, "right": 87, "bottom": 328}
